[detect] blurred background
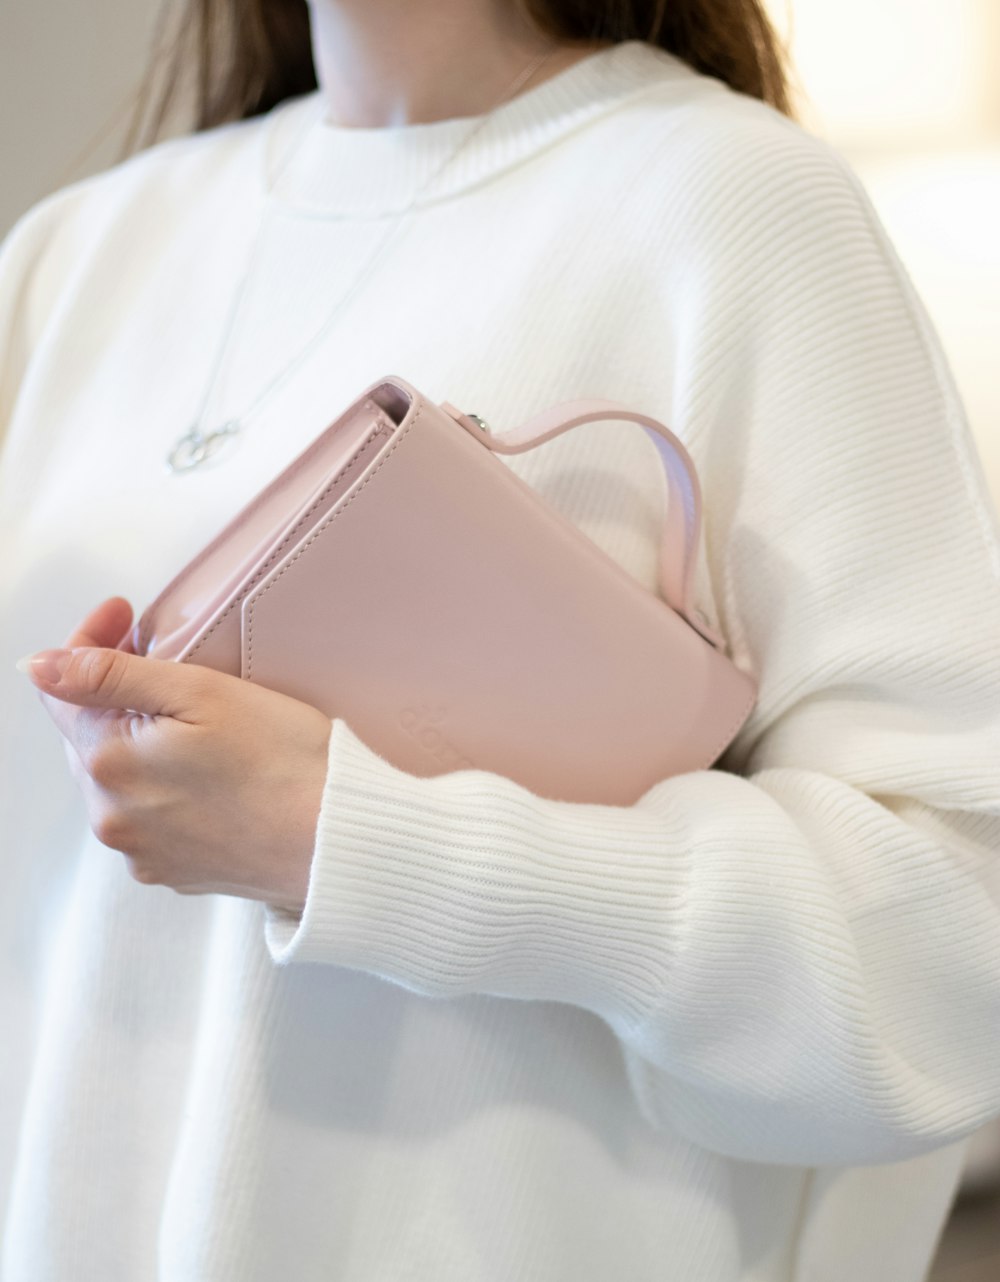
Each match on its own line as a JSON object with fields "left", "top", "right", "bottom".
{"left": 1, "top": 2, "right": 998, "bottom": 1277}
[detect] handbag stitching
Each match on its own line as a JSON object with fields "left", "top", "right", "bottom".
{"left": 181, "top": 420, "right": 394, "bottom": 661}
{"left": 137, "top": 400, "right": 393, "bottom": 655}
{"left": 246, "top": 404, "right": 426, "bottom": 679}
{"left": 242, "top": 397, "right": 758, "bottom": 782}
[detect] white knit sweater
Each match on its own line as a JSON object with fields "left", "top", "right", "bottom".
{"left": 2, "top": 39, "right": 999, "bottom": 1282}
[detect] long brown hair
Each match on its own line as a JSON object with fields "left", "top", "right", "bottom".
{"left": 123, "top": 0, "right": 794, "bottom": 156}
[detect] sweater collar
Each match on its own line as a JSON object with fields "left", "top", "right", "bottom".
{"left": 260, "top": 39, "right": 699, "bottom": 219}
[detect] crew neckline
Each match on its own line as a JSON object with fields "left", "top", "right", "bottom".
{"left": 260, "top": 40, "right": 701, "bottom": 219}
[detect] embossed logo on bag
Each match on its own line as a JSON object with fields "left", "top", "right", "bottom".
{"left": 399, "top": 702, "right": 476, "bottom": 771}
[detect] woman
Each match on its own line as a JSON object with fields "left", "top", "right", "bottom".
{"left": 2, "top": 1, "right": 999, "bottom": 1278}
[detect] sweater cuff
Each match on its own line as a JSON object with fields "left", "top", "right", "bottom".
{"left": 262, "top": 715, "right": 481, "bottom": 970}
{"left": 262, "top": 717, "right": 684, "bottom": 1026}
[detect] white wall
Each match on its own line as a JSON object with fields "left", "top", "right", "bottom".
{"left": 1, "top": 0, "right": 162, "bottom": 235}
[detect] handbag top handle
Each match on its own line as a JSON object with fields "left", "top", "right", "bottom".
{"left": 440, "top": 396, "right": 725, "bottom": 652}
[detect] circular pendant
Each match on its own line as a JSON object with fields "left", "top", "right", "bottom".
{"left": 166, "top": 420, "right": 242, "bottom": 474}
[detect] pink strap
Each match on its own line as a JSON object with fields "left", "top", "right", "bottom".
{"left": 440, "top": 398, "right": 726, "bottom": 651}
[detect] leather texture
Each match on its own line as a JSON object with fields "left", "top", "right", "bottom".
{"left": 125, "top": 374, "right": 758, "bottom": 804}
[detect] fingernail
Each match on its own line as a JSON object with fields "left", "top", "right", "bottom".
{"left": 15, "top": 649, "right": 73, "bottom": 683}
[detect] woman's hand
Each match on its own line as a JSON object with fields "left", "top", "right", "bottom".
{"left": 16, "top": 597, "right": 333, "bottom": 913}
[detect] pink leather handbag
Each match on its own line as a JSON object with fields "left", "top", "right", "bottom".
{"left": 124, "top": 374, "right": 757, "bottom": 805}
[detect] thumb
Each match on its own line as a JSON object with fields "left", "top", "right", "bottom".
{"left": 16, "top": 646, "right": 208, "bottom": 719}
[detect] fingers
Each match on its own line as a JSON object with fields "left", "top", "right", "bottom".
{"left": 40, "top": 693, "right": 123, "bottom": 766}
{"left": 63, "top": 596, "right": 133, "bottom": 651}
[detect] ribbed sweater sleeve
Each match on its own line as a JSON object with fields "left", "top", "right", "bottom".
{"left": 263, "top": 128, "right": 1000, "bottom": 1169}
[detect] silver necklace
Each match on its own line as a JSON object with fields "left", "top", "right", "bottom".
{"left": 166, "top": 44, "right": 558, "bottom": 474}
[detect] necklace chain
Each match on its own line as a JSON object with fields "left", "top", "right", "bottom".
{"left": 166, "top": 45, "right": 559, "bottom": 474}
